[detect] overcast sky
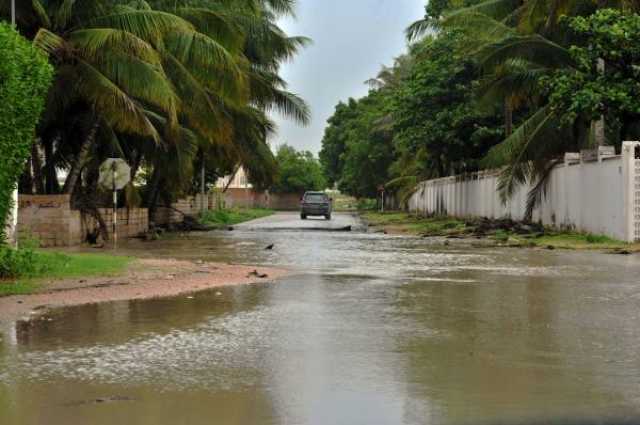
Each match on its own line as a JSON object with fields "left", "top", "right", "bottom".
{"left": 270, "top": 0, "right": 426, "bottom": 155}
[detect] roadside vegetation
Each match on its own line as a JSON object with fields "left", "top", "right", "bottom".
{"left": 0, "top": 247, "right": 132, "bottom": 296}
{"left": 199, "top": 208, "right": 274, "bottom": 228}
{"left": 321, "top": 3, "right": 640, "bottom": 217}
{"left": 362, "top": 212, "right": 638, "bottom": 252}
{"left": 2, "top": 0, "right": 310, "bottom": 243}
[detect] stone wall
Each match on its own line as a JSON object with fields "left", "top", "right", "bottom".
{"left": 18, "top": 194, "right": 148, "bottom": 247}
{"left": 151, "top": 195, "right": 208, "bottom": 226}
{"left": 17, "top": 195, "right": 81, "bottom": 247}
{"left": 82, "top": 207, "right": 149, "bottom": 241}
{"left": 407, "top": 142, "right": 640, "bottom": 242}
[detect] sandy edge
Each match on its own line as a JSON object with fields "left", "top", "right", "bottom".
{"left": 0, "top": 259, "right": 288, "bottom": 323}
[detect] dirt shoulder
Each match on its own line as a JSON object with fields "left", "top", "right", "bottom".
{"left": 0, "top": 259, "right": 288, "bottom": 322}
{"left": 362, "top": 211, "right": 640, "bottom": 253}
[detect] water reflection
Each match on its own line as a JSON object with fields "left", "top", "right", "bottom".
{"left": 2, "top": 221, "right": 640, "bottom": 424}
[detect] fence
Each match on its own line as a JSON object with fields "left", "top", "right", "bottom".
{"left": 407, "top": 141, "right": 640, "bottom": 242}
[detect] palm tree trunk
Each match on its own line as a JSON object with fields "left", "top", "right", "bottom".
{"left": 63, "top": 123, "right": 99, "bottom": 194}
{"left": 18, "top": 158, "right": 33, "bottom": 194}
{"left": 44, "top": 137, "right": 57, "bottom": 194}
{"left": 504, "top": 98, "right": 513, "bottom": 137}
{"left": 130, "top": 150, "right": 142, "bottom": 181}
{"left": 146, "top": 160, "right": 163, "bottom": 218}
{"left": 31, "top": 141, "right": 45, "bottom": 194}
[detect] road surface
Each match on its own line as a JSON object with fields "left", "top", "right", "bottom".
{"left": 3, "top": 213, "right": 640, "bottom": 424}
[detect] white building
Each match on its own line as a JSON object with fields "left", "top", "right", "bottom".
{"left": 215, "top": 167, "right": 252, "bottom": 189}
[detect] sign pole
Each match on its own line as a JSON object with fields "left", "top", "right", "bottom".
{"left": 112, "top": 164, "right": 117, "bottom": 250}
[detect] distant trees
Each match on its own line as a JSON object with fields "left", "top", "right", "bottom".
{"left": 321, "top": 1, "right": 640, "bottom": 211}
{"left": 272, "top": 145, "right": 326, "bottom": 194}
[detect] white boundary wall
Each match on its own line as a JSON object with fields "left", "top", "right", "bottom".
{"left": 407, "top": 141, "right": 640, "bottom": 242}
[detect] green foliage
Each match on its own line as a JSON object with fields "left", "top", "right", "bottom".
{"left": 393, "top": 31, "right": 504, "bottom": 179}
{"left": 543, "top": 10, "right": 640, "bottom": 141}
{"left": 0, "top": 23, "right": 53, "bottom": 242}
{"left": 0, "top": 247, "right": 47, "bottom": 279}
{"left": 272, "top": 145, "right": 326, "bottom": 193}
{"left": 320, "top": 29, "right": 503, "bottom": 200}
{"left": 199, "top": 207, "right": 273, "bottom": 226}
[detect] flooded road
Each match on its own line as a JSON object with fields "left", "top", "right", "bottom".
{"left": 2, "top": 212, "right": 640, "bottom": 424}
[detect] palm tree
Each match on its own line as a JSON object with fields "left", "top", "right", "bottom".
{"left": 4, "top": 0, "right": 310, "bottom": 219}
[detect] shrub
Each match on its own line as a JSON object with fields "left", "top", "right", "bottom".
{"left": 0, "top": 23, "right": 54, "bottom": 243}
{"left": 0, "top": 247, "right": 57, "bottom": 279}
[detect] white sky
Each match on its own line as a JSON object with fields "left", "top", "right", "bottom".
{"left": 270, "top": 0, "right": 426, "bottom": 154}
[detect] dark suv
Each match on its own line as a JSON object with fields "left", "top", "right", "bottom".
{"left": 300, "top": 191, "right": 332, "bottom": 220}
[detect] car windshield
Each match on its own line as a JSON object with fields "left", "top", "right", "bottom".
{"left": 305, "top": 194, "right": 327, "bottom": 203}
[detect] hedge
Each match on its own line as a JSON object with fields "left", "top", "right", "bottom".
{"left": 0, "top": 22, "right": 53, "bottom": 243}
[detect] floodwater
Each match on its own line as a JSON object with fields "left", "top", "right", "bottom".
{"left": 2, "top": 212, "right": 640, "bottom": 425}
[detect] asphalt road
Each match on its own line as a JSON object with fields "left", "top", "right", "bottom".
{"left": 235, "top": 211, "right": 362, "bottom": 231}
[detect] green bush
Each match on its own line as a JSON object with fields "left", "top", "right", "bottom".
{"left": 0, "top": 23, "right": 54, "bottom": 243}
{"left": 0, "top": 247, "right": 56, "bottom": 279}
{"left": 356, "top": 198, "right": 377, "bottom": 211}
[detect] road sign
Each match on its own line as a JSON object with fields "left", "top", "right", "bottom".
{"left": 99, "top": 158, "right": 131, "bottom": 191}
{"left": 98, "top": 159, "right": 131, "bottom": 250}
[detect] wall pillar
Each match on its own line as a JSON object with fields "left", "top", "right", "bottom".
{"left": 4, "top": 189, "right": 18, "bottom": 246}
{"left": 622, "top": 141, "right": 640, "bottom": 242}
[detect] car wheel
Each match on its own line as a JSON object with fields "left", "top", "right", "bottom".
{"left": 301, "top": 214, "right": 307, "bottom": 220}
{"left": 325, "top": 214, "right": 331, "bottom": 220}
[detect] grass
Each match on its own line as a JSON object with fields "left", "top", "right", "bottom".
{"left": 362, "top": 211, "right": 468, "bottom": 236}
{"left": 362, "top": 211, "right": 638, "bottom": 251}
{"left": 531, "top": 232, "right": 629, "bottom": 250}
{"left": 199, "top": 207, "right": 274, "bottom": 227}
{"left": 0, "top": 250, "right": 132, "bottom": 297}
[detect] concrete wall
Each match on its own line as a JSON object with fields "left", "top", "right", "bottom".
{"left": 407, "top": 142, "right": 640, "bottom": 242}
{"left": 18, "top": 194, "right": 149, "bottom": 247}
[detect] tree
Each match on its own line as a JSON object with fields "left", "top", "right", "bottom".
{"left": 392, "top": 31, "right": 504, "bottom": 180}
{"left": 3, "top": 0, "right": 310, "bottom": 223}
{"left": 543, "top": 10, "right": 640, "bottom": 143}
{"left": 0, "top": 22, "right": 53, "bottom": 243}
{"left": 271, "top": 145, "right": 326, "bottom": 193}
{"left": 319, "top": 99, "right": 359, "bottom": 187}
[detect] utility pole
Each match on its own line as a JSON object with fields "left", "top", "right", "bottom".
{"left": 11, "top": 0, "right": 15, "bottom": 26}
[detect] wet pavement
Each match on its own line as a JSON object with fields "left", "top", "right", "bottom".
{"left": 2, "top": 213, "right": 640, "bottom": 424}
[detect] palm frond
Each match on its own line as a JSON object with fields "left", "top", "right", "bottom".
{"left": 480, "top": 35, "right": 573, "bottom": 71}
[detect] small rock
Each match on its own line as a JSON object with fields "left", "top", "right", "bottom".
{"left": 265, "top": 244, "right": 274, "bottom": 250}
{"left": 166, "top": 274, "right": 175, "bottom": 280}
{"left": 215, "top": 291, "right": 222, "bottom": 296}
{"left": 443, "top": 240, "right": 450, "bottom": 246}
{"left": 16, "top": 300, "right": 23, "bottom": 304}
{"left": 546, "top": 245, "right": 556, "bottom": 250}
{"left": 227, "top": 226, "right": 234, "bottom": 231}
{"left": 186, "top": 296, "right": 194, "bottom": 299}
{"left": 195, "top": 260, "right": 204, "bottom": 265}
